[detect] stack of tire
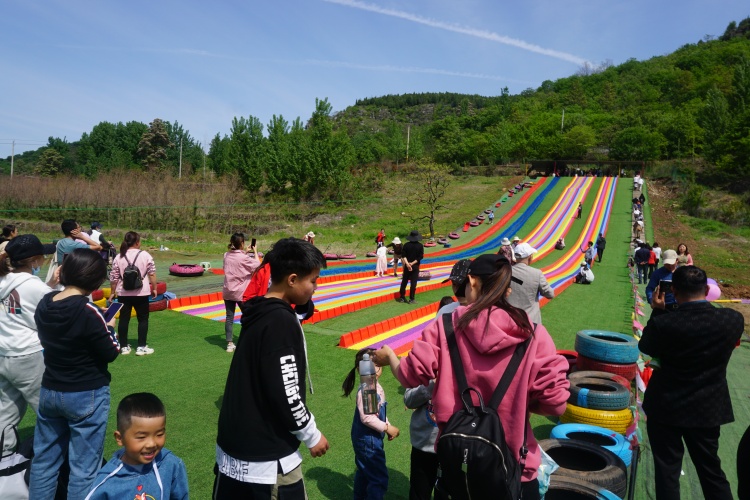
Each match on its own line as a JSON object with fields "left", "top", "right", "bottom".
{"left": 91, "top": 282, "right": 169, "bottom": 315}
{"left": 541, "top": 438, "right": 625, "bottom": 498}
{"left": 561, "top": 330, "right": 637, "bottom": 435}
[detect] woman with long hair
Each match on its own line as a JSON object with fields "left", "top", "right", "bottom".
{"left": 109, "top": 231, "right": 157, "bottom": 356}
{"left": 373, "top": 254, "right": 569, "bottom": 499}
{"left": 222, "top": 232, "right": 260, "bottom": 352}
{"left": 676, "top": 243, "right": 693, "bottom": 267}
{"left": 0, "top": 224, "right": 18, "bottom": 252}
{"left": 29, "top": 248, "right": 120, "bottom": 498}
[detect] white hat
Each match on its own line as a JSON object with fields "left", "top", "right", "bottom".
{"left": 512, "top": 236, "right": 521, "bottom": 242}
{"left": 514, "top": 243, "right": 538, "bottom": 259}
{"left": 307, "top": 231, "right": 315, "bottom": 238}
{"left": 501, "top": 237, "right": 511, "bottom": 246}
{"left": 392, "top": 237, "right": 401, "bottom": 245}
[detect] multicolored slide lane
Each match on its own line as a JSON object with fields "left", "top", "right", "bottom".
{"left": 341, "top": 176, "right": 618, "bottom": 356}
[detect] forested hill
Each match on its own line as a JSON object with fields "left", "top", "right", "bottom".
{"left": 2, "top": 18, "right": 749, "bottom": 195}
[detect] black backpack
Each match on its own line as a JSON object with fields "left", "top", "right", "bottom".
{"left": 436, "top": 313, "right": 533, "bottom": 500}
{"left": 121, "top": 251, "right": 143, "bottom": 290}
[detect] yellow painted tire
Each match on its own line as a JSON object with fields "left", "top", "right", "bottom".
{"left": 102, "top": 287, "right": 111, "bottom": 299}
{"left": 560, "top": 403, "right": 633, "bottom": 435}
{"left": 93, "top": 297, "right": 107, "bottom": 308}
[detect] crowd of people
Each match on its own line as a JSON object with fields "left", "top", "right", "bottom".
{"left": 0, "top": 173, "right": 746, "bottom": 500}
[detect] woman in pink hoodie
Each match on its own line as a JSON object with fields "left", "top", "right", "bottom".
{"left": 222, "top": 233, "right": 260, "bottom": 352}
{"left": 373, "top": 254, "right": 569, "bottom": 498}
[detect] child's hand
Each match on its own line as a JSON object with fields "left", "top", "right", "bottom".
{"left": 386, "top": 424, "right": 400, "bottom": 441}
{"left": 309, "top": 433, "right": 329, "bottom": 457}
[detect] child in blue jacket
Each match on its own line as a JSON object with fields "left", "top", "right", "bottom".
{"left": 85, "top": 393, "right": 189, "bottom": 500}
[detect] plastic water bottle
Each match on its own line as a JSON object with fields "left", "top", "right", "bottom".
{"left": 359, "top": 353, "right": 378, "bottom": 414}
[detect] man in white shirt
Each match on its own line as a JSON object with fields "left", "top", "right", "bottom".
{"left": 575, "top": 262, "right": 595, "bottom": 284}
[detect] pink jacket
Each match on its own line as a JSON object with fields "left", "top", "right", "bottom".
{"left": 395, "top": 305, "right": 569, "bottom": 482}
{"left": 222, "top": 250, "right": 260, "bottom": 302}
{"left": 110, "top": 249, "right": 156, "bottom": 297}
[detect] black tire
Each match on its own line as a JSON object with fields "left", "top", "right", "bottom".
{"left": 568, "top": 377, "right": 631, "bottom": 411}
{"left": 539, "top": 439, "right": 627, "bottom": 498}
{"left": 546, "top": 475, "right": 621, "bottom": 500}
{"left": 568, "top": 370, "right": 631, "bottom": 390}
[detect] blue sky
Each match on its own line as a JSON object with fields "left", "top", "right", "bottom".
{"left": 1, "top": 0, "right": 747, "bottom": 155}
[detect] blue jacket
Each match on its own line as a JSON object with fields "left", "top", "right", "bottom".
{"left": 86, "top": 448, "right": 189, "bottom": 500}
{"left": 645, "top": 266, "right": 675, "bottom": 306}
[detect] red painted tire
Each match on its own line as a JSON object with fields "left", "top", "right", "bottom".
{"left": 148, "top": 298, "right": 168, "bottom": 312}
{"left": 169, "top": 263, "right": 204, "bottom": 277}
{"left": 338, "top": 254, "right": 356, "bottom": 259}
{"left": 577, "top": 354, "right": 637, "bottom": 381}
{"left": 155, "top": 281, "right": 167, "bottom": 295}
{"left": 91, "top": 289, "right": 104, "bottom": 301}
{"left": 484, "top": 209, "right": 492, "bottom": 214}
{"left": 495, "top": 202, "right": 501, "bottom": 207}
{"left": 477, "top": 215, "right": 486, "bottom": 220}
{"left": 469, "top": 221, "right": 480, "bottom": 227}
{"left": 366, "top": 252, "right": 377, "bottom": 258}
{"left": 557, "top": 349, "right": 578, "bottom": 375}
{"left": 322, "top": 253, "right": 338, "bottom": 260}
{"left": 424, "top": 242, "right": 437, "bottom": 247}
{"left": 448, "top": 232, "right": 460, "bottom": 239}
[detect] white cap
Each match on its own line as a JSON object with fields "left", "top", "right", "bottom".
{"left": 514, "top": 243, "right": 538, "bottom": 259}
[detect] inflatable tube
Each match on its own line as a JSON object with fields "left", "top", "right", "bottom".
{"left": 462, "top": 223, "right": 470, "bottom": 232}
{"left": 417, "top": 271, "right": 432, "bottom": 281}
{"left": 448, "top": 232, "right": 460, "bottom": 240}
{"left": 169, "top": 263, "right": 205, "bottom": 277}
{"left": 437, "top": 238, "right": 448, "bottom": 245}
{"left": 575, "top": 330, "right": 639, "bottom": 364}
{"left": 469, "top": 221, "right": 480, "bottom": 227}
{"left": 148, "top": 298, "right": 168, "bottom": 312}
{"left": 557, "top": 349, "right": 578, "bottom": 375}
{"left": 495, "top": 202, "right": 501, "bottom": 207}
{"left": 323, "top": 253, "right": 339, "bottom": 260}
{"left": 567, "top": 377, "right": 631, "bottom": 411}
{"left": 560, "top": 403, "right": 633, "bottom": 435}
{"left": 476, "top": 214, "right": 485, "bottom": 220}
{"left": 547, "top": 476, "right": 621, "bottom": 500}
{"left": 155, "top": 281, "right": 167, "bottom": 295}
{"left": 539, "top": 439, "right": 627, "bottom": 498}
{"left": 576, "top": 355, "right": 637, "bottom": 381}
{"left": 550, "top": 423, "right": 632, "bottom": 467}
{"left": 569, "top": 371, "right": 630, "bottom": 391}
{"left": 366, "top": 252, "right": 377, "bottom": 258}
{"left": 484, "top": 209, "right": 492, "bottom": 214}
{"left": 338, "top": 254, "right": 357, "bottom": 259}
{"left": 424, "top": 242, "right": 437, "bottom": 248}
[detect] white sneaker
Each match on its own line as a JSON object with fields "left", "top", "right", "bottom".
{"left": 226, "top": 342, "right": 236, "bottom": 353}
{"left": 136, "top": 346, "right": 154, "bottom": 356}
{"left": 120, "top": 345, "right": 131, "bottom": 355}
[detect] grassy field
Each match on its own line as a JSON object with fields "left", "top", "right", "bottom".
{"left": 16, "top": 176, "right": 748, "bottom": 498}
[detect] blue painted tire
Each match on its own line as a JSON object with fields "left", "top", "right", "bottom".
{"left": 547, "top": 476, "right": 621, "bottom": 500}
{"left": 568, "top": 377, "right": 630, "bottom": 411}
{"left": 575, "top": 330, "right": 640, "bottom": 364}
{"left": 550, "top": 423, "right": 632, "bottom": 467}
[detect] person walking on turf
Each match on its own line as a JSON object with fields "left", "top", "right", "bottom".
{"left": 595, "top": 233, "right": 606, "bottom": 262}
{"left": 396, "top": 231, "right": 424, "bottom": 304}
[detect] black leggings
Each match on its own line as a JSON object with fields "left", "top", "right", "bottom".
{"left": 117, "top": 295, "right": 150, "bottom": 348}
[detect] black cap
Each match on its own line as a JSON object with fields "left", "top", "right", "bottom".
{"left": 91, "top": 221, "right": 102, "bottom": 229}
{"left": 4, "top": 234, "right": 54, "bottom": 261}
{"left": 468, "top": 254, "right": 509, "bottom": 276}
{"left": 442, "top": 259, "right": 471, "bottom": 285}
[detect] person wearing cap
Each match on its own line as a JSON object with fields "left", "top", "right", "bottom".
{"left": 0, "top": 234, "right": 59, "bottom": 453}
{"left": 386, "top": 237, "right": 403, "bottom": 278}
{"left": 506, "top": 243, "right": 554, "bottom": 325}
{"left": 57, "top": 219, "right": 102, "bottom": 264}
{"left": 640, "top": 265, "right": 743, "bottom": 500}
{"left": 498, "top": 237, "right": 516, "bottom": 264}
{"left": 395, "top": 231, "right": 423, "bottom": 304}
{"left": 574, "top": 262, "right": 595, "bottom": 284}
{"left": 373, "top": 254, "right": 570, "bottom": 498}
{"left": 645, "top": 249, "right": 679, "bottom": 318}
{"left": 436, "top": 259, "right": 471, "bottom": 317}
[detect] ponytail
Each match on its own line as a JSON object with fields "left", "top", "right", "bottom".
{"left": 228, "top": 232, "right": 245, "bottom": 251}
{"left": 119, "top": 231, "right": 140, "bottom": 257}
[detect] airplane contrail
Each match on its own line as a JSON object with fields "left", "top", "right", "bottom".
{"left": 323, "top": 0, "right": 590, "bottom": 66}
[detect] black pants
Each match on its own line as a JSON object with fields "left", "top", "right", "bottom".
{"left": 117, "top": 295, "right": 150, "bottom": 347}
{"left": 647, "top": 419, "right": 733, "bottom": 500}
{"left": 410, "top": 448, "right": 439, "bottom": 500}
{"left": 399, "top": 265, "right": 420, "bottom": 300}
{"left": 213, "top": 467, "right": 307, "bottom": 500}
{"left": 737, "top": 424, "right": 750, "bottom": 499}
{"left": 597, "top": 248, "right": 604, "bottom": 262}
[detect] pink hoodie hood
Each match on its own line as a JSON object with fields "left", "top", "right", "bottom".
{"left": 395, "top": 304, "right": 570, "bottom": 482}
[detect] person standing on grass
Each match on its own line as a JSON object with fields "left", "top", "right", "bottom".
{"left": 375, "top": 244, "right": 388, "bottom": 277}
{"left": 507, "top": 243, "right": 554, "bottom": 325}
{"left": 640, "top": 265, "right": 743, "bottom": 500}
{"left": 595, "top": 233, "right": 606, "bottom": 262}
{"left": 30, "top": 249, "right": 120, "bottom": 500}
{"left": 634, "top": 243, "right": 651, "bottom": 285}
{"left": 110, "top": 231, "right": 157, "bottom": 356}
{"left": 386, "top": 237, "right": 403, "bottom": 278}
{"left": 395, "top": 231, "right": 424, "bottom": 304}
{"left": 375, "top": 229, "right": 385, "bottom": 249}
{"left": 488, "top": 210, "right": 495, "bottom": 224}
{"left": 652, "top": 241, "right": 662, "bottom": 266}
{"left": 645, "top": 249, "right": 679, "bottom": 319}
{"left": 580, "top": 241, "right": 596, "bottom": 268}
{"left": 214, "top": 238, "right": 329, "bottom": 499}
{"left": 57, "top": 219, "right": 102, "bottom": 264}
{"left": 222, "top": 233, "right": 261, "bottom": 353}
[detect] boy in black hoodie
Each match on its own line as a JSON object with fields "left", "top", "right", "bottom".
{"left": 214, "top": 238, "right": 329, "bottom": 499}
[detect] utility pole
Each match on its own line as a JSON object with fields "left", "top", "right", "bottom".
{"left": 202, "top": 142, "right": 206, "bottom": 179}
{"left": 10, "top": 140, "right": 14, "bottom": 180}
{"left": 561, "top": 109, "right": 565, "bottom": 133}
{"left": 178, "top": 137, "right": 183, "bottom": 179}
{"left": 406, "top": 124, "right": 411, "bottom": 161}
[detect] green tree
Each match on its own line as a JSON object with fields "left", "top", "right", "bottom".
{"left": 610, "top": 126, "right": 666, "bottom": 160}
{"left": 286, "top": 118, "right": 310, "bottom": 200}
{"left": 562, "top": 125, "right": 596, "bottom": 159}
{"left": 265, "top": 115, "right": 291, "bottom": 193}
{"left": 228, "top": 116, "right": 265, "bottom": 192}
{"left": 137, "top": 119, "right": 174, "bottom": 170}
{"left": 36, "top": 148, "right": 64, "bottom": 176}
{"left": 698, "top": 87, "right": 730, "bottom": 161}
{"left": 306, "top": 98, "right": 354, "bottom": 195}
{"left": 207, "top": 133, "right": 232, "bottom": 176}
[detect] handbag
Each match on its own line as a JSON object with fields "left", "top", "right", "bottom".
{"left": 0, "top": 425, "right": 31, "bottom": 500}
